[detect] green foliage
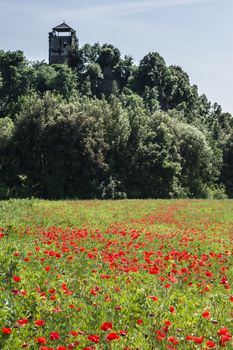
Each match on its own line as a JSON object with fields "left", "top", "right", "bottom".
{"left": 11, "top": 93, "right": 109, "bottom": 198}
{"left": 176, "top": 122, "right": 220, "bottom": 197}
{"left": 99, "top": 176, "right": 127, "bottom": 199}
{"left": 0, "top": 50, "right": 33, "bottom": 118}
{"left": 0, "top": 118, "right": 15, "bottom": 198}
{"left": 207, "top": 185, "right": 228, "bottom": 199}
{"left": 97, "top": 44, "right": 121, "bottom": 69}
{"left": 0, "top": 117, "right": 14, "bottom": 149}
{"left": 0, "top": 45, "right": 232, "bottom": 199}
{"left": 221, "top": 132, "right": 233, "bottom": 197}
{"left": 32, "top": 63, "right": 77, "bottom": 99}
{"left": 134, "top": 112, "right": 181, "bottom": 198}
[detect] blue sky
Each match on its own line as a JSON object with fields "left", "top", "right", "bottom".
{"left": 0, "top": 0, "right": 232, "bottom": 114}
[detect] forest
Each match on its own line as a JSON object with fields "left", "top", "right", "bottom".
{"left": 0, "top": 44, "right": 232, "bottom": 199}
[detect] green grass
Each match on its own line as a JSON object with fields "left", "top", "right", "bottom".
{"left": 0, "top": 199, "right": 232, "bottom": 349}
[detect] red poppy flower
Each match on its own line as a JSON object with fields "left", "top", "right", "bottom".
{"left": 168, "top": 336, "right": 179, "bottom": 345}
{"left": 69, "top": 331, "right": 78, "bottom": 336}
{"left": 156, "top": 329, "right": 166, "bottom": 340}
{"left": 2, "top": 327, "right": 12, "bottom": 334}
{"left": 106, "top": 332, "right": 120, "bottom": 341}
{"left": 50, "top": 332, "right": 60, "bottom": 340}
{"left": 48, "top": 289, "right": 56, "bottom": 294}
{"left": 136, "top": 319, "right": 143, "bottom": 325}
{"left": 218, "top": 327, "right": 230, "bottom": 336}
{"left": 101, "top": 322, "right": 112, "bottom": 331}
{"left": 206, "top": 340, "right": 216, "bottom": 348}
{"left": 87, "top": 334, "right": 100, "bottom": 343}
{"left": 13, "top": 276, "right": 21, "bottom": 282}
{"left": 169, "top": 306, "right": 175, "bottom": 313}
{"left": 35, "top": 320, "right": 45, "bottom": 326}
{"left": 148, "top": 295, "right": 158, "bottom": 302}
{"left": 202, "top": 310, "right": 210, "bottom": 319}
{"left": 17, "top": 319, "right": 29, "bottom": 326}
{"left": 186, "top": 335, "right": 194, "bottom": 341}
{"left": 68, "top": 344, "right": 76, "bottom": 349}
{"left": 193, "top": 336, "right": 205, "bottom": 344}
{"left": 35, "top": 336, "right": 47, "bottom": 344}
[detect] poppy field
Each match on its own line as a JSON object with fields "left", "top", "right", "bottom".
{"left": 0, "top": 199, "right": 232, "bottom": 349}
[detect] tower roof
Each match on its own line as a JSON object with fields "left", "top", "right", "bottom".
{"left": 52, "top": 22, "right": 74, "bottom": 32}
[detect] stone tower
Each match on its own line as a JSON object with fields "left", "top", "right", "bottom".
{"left": 49, "top": 22, "right": 78, "bottom": 64}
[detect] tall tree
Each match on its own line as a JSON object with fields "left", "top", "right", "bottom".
{"left": 0, "top": 50, "right": 32, "bottom": 118}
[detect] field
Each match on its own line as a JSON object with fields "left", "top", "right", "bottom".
{"left": 0, "top": 199, "right": 232, "bottom": 349}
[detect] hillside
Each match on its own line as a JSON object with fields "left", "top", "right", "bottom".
{"left": 0, "top": 45, "right": 232, "bottom": 199}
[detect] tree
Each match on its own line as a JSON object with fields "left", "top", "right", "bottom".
{"left": 114, "top": 55, "right": 134, "bottom": 90}
{"left": 133, "top": 112, "right": 181, "bottom": 198}
{"left": 12, "top": 93, "right": 109, "bottom": 198}
{"left": 102, "top": 96, "right": 130, "bottom": 186}
{"left": 166, "top": 65, "right": 195, "bottom": 112}
{"left": 32, "top": 63, "right": 77, "bottom": 99}
{"left": 176, "top": 122, "right": 219, "bottom": 197}
{"left": 221, "top": 132, "right": 233, "bottom": 197}
{"left": 75, "top": 43, "right": 101, "bottom": 71}
{"left": 97, "top": 44, "right": 121, "bottom": 69}
{"left": 0, "top": 117, "right": 15, "bottom": 198}
{"left": 50, "top": 64, "right": 77, "bottom": 99}
{"left": 32, "top": 63, "right": 57, "bottom": 95}
{"left": 85, "top": 63, "right": 103, "bottom": 96}
{"left": 136, "top": 52, "right": 168, "bottom": 107}
{"left": 0, "top": 50, "right": 32, "bottom": 118}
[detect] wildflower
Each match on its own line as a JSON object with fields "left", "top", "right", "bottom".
{"left": 35, "top": 337, "right": 47, "bottom": 344}
{"left": 2, "top": 327, "right": 12, "bottom": 334}
{"left": 156, "top": 329, "right": 166, "bottom": 340}
{"left": 17, "top": 319, "right": 29, "bottom": 326}
{"left": 169, "top": 306, "right": 176, "bottom": 313}
{"left": 87, "top": 334, "right": 100, "bottom": 343}
{"left": 148, "top": 295, "right": 158, "bottom": 302}
{"left": 13, "top": 276, "right": 21, "bottom": 282}
{"left": 100, "top": 322, "right": 112, "bottom": 331}
{"left": 202, "top": 310, "right": 210, "bottom": 319}
{"left": 206, "top": 340, "right": 216, "bottom": 348}
{"left": 50, "top": 332, "right": 60, "bottom": 340}
{"left": 35, "top": 320, "right": 45, "bottom": 326}
{"left": 136, "top": 319, "right": 143, "bottom": 325}
{"left": 193, "top": 336, "right": 205, "bottom": 344}
{"left": 218, "top": 327, "right": 231, "bottom": 346}
{"left": 69, "top": 331, "right": 78, "bottom": 336}
{"left": 106, "top": 332, "right": 120, "bottom": 341}
{"left": 168, "top": 336, "right": 179, "bottom": 345}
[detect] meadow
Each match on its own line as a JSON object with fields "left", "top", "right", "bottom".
{"left": 0, "top": 199, "right": 232, "bottom": 349}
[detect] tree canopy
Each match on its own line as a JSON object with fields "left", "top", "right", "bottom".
{"left": 0, "top": 45, "right": 232, "bottom": 199}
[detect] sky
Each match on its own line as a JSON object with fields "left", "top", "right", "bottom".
{"left": 0, "top": 0, "right": 232, "bottom": 114}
